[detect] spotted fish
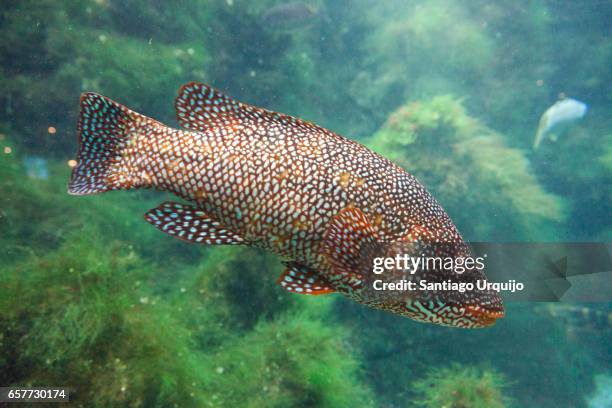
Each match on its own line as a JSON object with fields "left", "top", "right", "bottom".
{"left": 68, "top": 82, "right": 504, "bottom": 328}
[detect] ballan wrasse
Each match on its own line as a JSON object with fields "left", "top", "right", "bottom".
{"left": 68, "top": 82, "right": 504, "bottom": 328}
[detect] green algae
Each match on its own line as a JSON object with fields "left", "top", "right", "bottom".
{"left": 204, "top": 308, "right": 373, "bottom": 407}
{"left": 0, "top": 1, "right": 610, "bottom": 407}
{"left": 0, "top": 226, "right": 210, "bottom": 406}
{"left": 0, "top": 0, "right": 211, "bottom": 155}
{"left": 368, "top": 95, "right": 566, "bottom": 240}
{"left": 0, "top": 136, "right": 374, "bottom": 407}
{"left": 412, "top": 365, "right": 509, "bottom": 408}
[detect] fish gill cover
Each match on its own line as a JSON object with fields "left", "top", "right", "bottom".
{"left": 0, "top": 1, "right": 611, "bottom": 407}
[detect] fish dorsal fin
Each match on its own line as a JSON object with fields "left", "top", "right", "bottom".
{"left": 277, "top": 262, "right": 335, "bottom": 295}
{"left": 175, "top": 82, "right": 327, "bottom": 134}
{"left": 144, "top": 201, "right": 245, "bottom": 245}
{"left": 323, "top": 207, "right": 380, "bottom": 281}
{"left": 175, "top": 82, "right": 243, "bottom": 132}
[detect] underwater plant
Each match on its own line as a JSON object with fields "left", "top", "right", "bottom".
{"left": 355, "top": 0, "right": 495, "bottom": 122}
{"left": 412, "top": 365, "right": 509, "bottom": 408}
{"left": 532, "top": 130, "right": 612, "bottom": 240}
{"left": 368, "top": 95, "right": 566, "bottom": 241}
{"left": 0, "top": 226, "right": 213, "bottom": 406}
{"left": 201, "top": 306, "right": 375, "bottom": 407}
{"left": 0, "top": 137, "right": 375, "bottom": 407}
{"left": 0, "top": 241, "right": 373, "bottom": 406}
{"left": 0, "top": 0, "right": 210, "bottom": 155}
{"left": 1, "top": 1, "right": 611, "bottom": 407}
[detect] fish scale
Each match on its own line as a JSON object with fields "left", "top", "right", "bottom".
{"left": 68, "top": 82, "right": 504, "bottom": 328}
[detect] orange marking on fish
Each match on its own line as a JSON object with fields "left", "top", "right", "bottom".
{"left": 276, "top": 169, "right": 290, "bottom": 181}
{"left": 338, "top": 172, "right": 350, "bottom": 189}
{"left": 292, "top": 218, "right": 310, "bottom": 231}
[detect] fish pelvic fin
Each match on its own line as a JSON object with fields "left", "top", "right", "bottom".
{"left": 144, "top": 201, "right": 246, "bottom": 245}
{"left": 68, "top": 93, "right": 161, "bottom": 195}
{"left": 277, "top": 262, "right": 335, "bottom": 295}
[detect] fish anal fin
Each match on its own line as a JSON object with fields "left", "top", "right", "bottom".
{"left": 144, "top": 201, "right": 245, "bottom": 245}
{"left": 277, "top": 262, "right": 335, "bottom": 295}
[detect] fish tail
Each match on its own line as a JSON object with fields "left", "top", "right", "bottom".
{"left": 533, "top": 112, "right": 549, "bottom": 150}
{"left": 533, "top": 127, "right": 545, "bottom": 149}
{"left": 68, "top": 93, "right": 159, "bottom": 195}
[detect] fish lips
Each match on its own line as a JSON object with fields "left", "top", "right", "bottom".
{"left": 464, "top": 302, "right": 505, "bottom": 327}
{"left": 360, "top": 241, "right": 505, "bottom": 327}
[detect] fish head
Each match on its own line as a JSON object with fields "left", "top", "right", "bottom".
{"left": 551, "top": 98, "right": 588, "bottom": 120}
{"left": 324, "top": 207, "right": 503, "bottom": 328}
{"left": 577, "top": 101, "right": 588, "bottom": 118}
{"left": 357, "top": 240, "right": 505, "bottom": 328}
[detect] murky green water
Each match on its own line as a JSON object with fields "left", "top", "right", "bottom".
{"left": 1, "top": 1, "right": 610, "bottom": 407}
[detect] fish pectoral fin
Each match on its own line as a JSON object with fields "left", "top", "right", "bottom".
{"left": 277, "top": 262, "right": 335, "bottom": 295}
{"left": 322, "top": 207, "right": 380, "bottom": 275}
{"left": 549, "top": 132, "right": 559, "bottom": 142}
{"left": 144, "top": 201, "right": 246, "bottom": 245}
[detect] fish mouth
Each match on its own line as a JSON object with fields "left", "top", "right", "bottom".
{"left": 465, "top": 305, "right": 505, "bottom": 328}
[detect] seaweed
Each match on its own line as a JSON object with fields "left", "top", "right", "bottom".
{"left": 412, "top": 365, "right": 509, "bottom": 408}
{"left": 202, "top": 306, "right": 374, "bottom": 407}
{"left": 0, "top": 227, "right": 211, "bottom": 406}
{"left": 1, "top": 1, "right": 611, "bottom": 407}
{"left": 532, "top": 129, "right": 612, "bottom": 240}
{"left": 0, "top": 135, "right": 373, "bottom": 407}
{"left": 368, "top": 95, "right": 566, "bottom": 240}
{"left": 0, "top": 0, "right": 210, "bottom": 156}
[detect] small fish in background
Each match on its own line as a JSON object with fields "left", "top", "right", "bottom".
{"left": 262, "top": 2, "right": 318, "bottom": 29}
{"left": 533, "top": 97, "right": 587, "bottom": 149}
{"left": 23, "top": 156, "right": 49, "bottom": 180}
